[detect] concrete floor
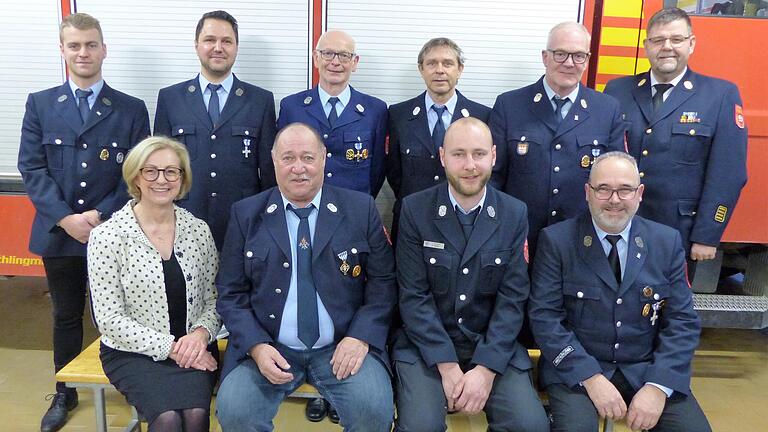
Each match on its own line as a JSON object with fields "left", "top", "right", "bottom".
{"left": 1, "top": 275, "right": 766, "bottom": 431}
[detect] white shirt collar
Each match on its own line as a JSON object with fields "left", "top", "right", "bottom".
{"left": 198, "top": 73, "right": 234, "bottom": 94}
{"left": 281, "top": 189, "right": 323, "bottom": 212}
{"left": 318, "top": 85, "right": 351, "bottom": 109}
{"left": 448, "top": 185, "right": 486, "bottom": 214}
{"left": 425, "top": 91, "right": 458, "bottom": 116}
{"left": 542, "top": 77, "right": 579, "bottom": 102}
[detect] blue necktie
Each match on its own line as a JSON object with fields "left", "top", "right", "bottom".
{"left": 553, "top": 97, "right": 569, "bottom": 124}
{"left": 606, "top": 235, "right": 622, "bottom": 284}
{"left": 432, "top": 105, "right": 447, "bottom": 151}
{"left": 328, "top": 97, "right": 339, "bottom": 128}
{"left": 290, "top": 205, "right": 319, "bottom": 349}
{"left": 456, "top": 206, "right": 480, "bottom": 241}
{"left": 75, "top": 89, "right": 93, "bottom": 124}
{"left": 207, "top": 83, "right": 221, "bottom": 126}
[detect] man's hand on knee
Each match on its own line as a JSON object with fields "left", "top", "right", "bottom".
{"left": 454, "top": 365, "right": 495, "bottom": 415}
{"left": 583, "top": 373, "right": 627, "bottom": 420}
{"left": 250, "top": 343, "right": 293, "bottom": 384}
{"left": 330, "top": 336, "right": 369, "bottom": 380}
{"left": 626, "top": 384, "right": 666, "bottom": 431}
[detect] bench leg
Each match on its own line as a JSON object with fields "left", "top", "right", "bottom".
{"left": 92, "top": 386, "right": 108, "bottom": 432}
{"left": 123, "top": 406, "right": 141, "bottom": 432}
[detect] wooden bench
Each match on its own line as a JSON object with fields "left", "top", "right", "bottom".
{"left": 56, "top": 338, "right": 321, "bottom": 432}
{"left": 57, "top": 341, "right": 612, "bottom": 431}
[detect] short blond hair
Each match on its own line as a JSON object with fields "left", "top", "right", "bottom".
{"left": 60, "top": 13, "right": 104, "bottom": 42}
{"left": 122, "top": 136, "right": 193, "bottom": 201}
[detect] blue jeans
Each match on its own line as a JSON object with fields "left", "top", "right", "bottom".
{"left": 216, "top": 343, "right": 394, "bottom": 431}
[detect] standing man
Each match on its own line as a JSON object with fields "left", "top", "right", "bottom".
{"left": 215, "top": 123, "right": 396, "bottom": 431}
{"left": 386, "top": 37, "right": 491, "bottom": 243}
{"left": 490, "top": 22, "right": 625, "bottom": 258}
{"left": 529, "top": 152, "right": 710, "bottom": 432}
{"left": 18, "top": 13, "right": 150, "bottom": 431}
{"left": 393, "top": 118, "right": 549, "bottom": 432}
{"left": 154, "top": 10, "right": 277, "bottom": 249}
{"left": 277, "top": 30, "right": 387, "bottom": 198}
{"left": 604, "top": 7, "right": 747, "bottom": 272}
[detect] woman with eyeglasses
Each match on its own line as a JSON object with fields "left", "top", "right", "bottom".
{"left": 87, "top": 136, "right": 221, "bottom": 431}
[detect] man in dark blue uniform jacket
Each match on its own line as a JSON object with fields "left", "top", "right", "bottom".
{"left": 154, "top": 10, "right": 276, "bottom": 249}
{"left": 17, "top": 13, "right": 150, "bottom": 431}
{"left": 490, "top": 22, "right": 625, "bottom": 259}
{"left": 604, "top": 7, "right": 747, "bottom": 270}
{"left": 215, "top": 123, "right": 396, "bottom": 431}
{"left": 386, "top": 37, "right": 491, "bottom": 244}
{"left": 529, "top": 152, "right": 710, "bottom": 432}
{"left": 393, "top": 118, "right": 549, "bottom": 432}
{"left": 277, "top": 30, "right": 387, "bottom": 198}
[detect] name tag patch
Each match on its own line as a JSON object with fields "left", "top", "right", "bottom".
{"left": 553, "top": 345, "right": 574, "bottom": 366}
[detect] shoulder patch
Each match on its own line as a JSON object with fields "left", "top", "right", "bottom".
{"left": 735, "top": 104, "right": 745, "bottom": 129}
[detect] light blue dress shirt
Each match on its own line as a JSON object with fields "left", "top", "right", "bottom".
{"left": 278, "top": 190, "right": 335, "bottom": 350}
{"left": 425, "top": 92, "right": 457, "bottom": 135}
{"left": 318, "top": 85, "right": 351, "bottom": 119}
{"left": 448, "top": 184, "right": 486, "bottom": 215}
{"left": 198, "top": 73, "right": 234, "bottom": 114}
{"left": 68, "top": 79, "right": 104, "bottom": 110}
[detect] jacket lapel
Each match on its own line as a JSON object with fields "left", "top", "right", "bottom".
{"left": 185, "top": 77, "right": 214, "bottom": 131}
{"left": 263, "top": 189, "right": 292, "bottom": 262}
{"left": 460, "top": 188, "right": 500, "bottom": 267}
{"left": 304, "top": 87, "right": 330, "bottom": 128}
{"left": 80, "top": 84, "right": 115, "bottom": 135}
{"left": 529, "top": 77, "right": 558, "bottom": 132}
{"left": 214, "top": 74, "right": 246, "bottom": 131}
{"left": 312, "top": 186, "right": 343, "bottom": 262}
{"left": 619, "top": 218, "right": 647, "bottom": 294}
{"left": 553, "top": 86, "right": 591, "bottom": 139}
{"left": 577, "top": 215, "right": 620, "bottom": 290}
{"left": 408, "top": 92, "right": 435, "bottom": 156}
{"left": 333, "top": 86, "right": 364, "bottom": 130}
{"left": 53, "top": 83, "right": 83, "bottom": 135}
{"left": 631, "top": 72, "right": 654, "bottom": 124}
{"left": 433, "top": 186, "right": 466, "bottom": 254}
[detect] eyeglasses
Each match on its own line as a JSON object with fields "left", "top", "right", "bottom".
{"left": 588, "top": 184, "right": 639, "bottom": 200}
{"left": 547, "top": 50, "right": 590, "bottom": 64}
{"left": 316, "top": 50, "right": 356, "bottom": 63}
{"left": 645, "top": 35, "right": 692, "bottom": 47}
{"left": 140, "top": 167, "right": 183, "bottom": 182}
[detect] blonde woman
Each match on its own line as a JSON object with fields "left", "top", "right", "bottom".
{"left": 88, "top": 136, "right": 220, "bottom": 431}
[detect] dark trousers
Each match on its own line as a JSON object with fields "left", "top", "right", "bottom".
{"left": 547, "top": 370, "right": 711, "bottom": 432}
{"left": 393, "top": 357, "right": 550, "bottom": 432}
{"left": 43, "top": 256, "right": 88, "bottom": 394}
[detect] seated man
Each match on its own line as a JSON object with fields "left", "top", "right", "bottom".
{"left": 215, "top": 123, "right": 396, "bottom": 431}
{"left": 393, "top": 118, "right": 549, "bottom": 432}
{"left": 529, "top": 151, "right": 711, "bottom": 432}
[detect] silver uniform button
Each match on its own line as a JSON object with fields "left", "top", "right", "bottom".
{"left": 654, "top": 293, "right": 660, "bottom": 300}
{"left": 211, "top": 153, "right": 216, "bottom": 159}
{"left": 211, "top": 192, "right": 217, "bottom": 197}
{"left": 81, "top": 162, "right": 88, "bottom": 168}
{"left": 430, "top": 155, "right": 435, "bottom": 159}
{"left": 616, "top": 298, "right": 623, "bottom": 305}
{"left": 462, "top": 268, "right": 469, "bottom": 275}
{"left": 55, "top": 139, "right": 62, "bottom": 145}
{"left": 614, "top": 343, "right": 620, "bottom": 349}
{"left": 275, "top": 289, "right": 282, "bottom": 294}
{"left": 269, "top": 314, "right": 276, "bottom": 319}
{"left": 82, "top": 143, "right": 87, "bottom": 149}
{"left": 80, "top": 182, "right": 86, "bottom": 188}
{"left": 327, "top": 152, "right": 332, "bottom": 157}
{"left": 554, "top": 166, "right": 560, "bottom": 172}
{"left": 283, "top": 262, "right": 289, "bottom": 268}
{"left": 494, "top": 257, "right": 501, "bottom": 265}
{"left": 616, "top": 321, "right": 622, "bottom": 327}
{"left": 112, "top": 142, "right": 118, "bottom": 148}
{"left": 555, "top": 143, "right": 562, "bottom": 150}
{"left": 178, "top": 128, "right": 184, "bottom": 134}
{"left": 327, "top": 172, "right": 333, "bottom": 178}
{"left": 434, "top": 175, "right": 440, "bottom": 181}
{"left": 553, "top": 188, "right": 559, "bottom": 194}
{"left": 577, "top": 291, "right": 584, "bottom": 298}
{"left": 77, "top": 199, "right": 84, "bottom": 205}
{"left": 351, "top": 248, "right": 358, "bottom": 254}
{"left": 457, "top": 317, "right": 463, "bottom": 324}
{"left": 429, "top": 257, "right": 437, "bottom": 265}
{"left": 210, "top": 172, "right": 217, "bottom": 178}
{"left": 246, "top": 251, "right": 253, "bottom": 258}
{"left": 459, "top": 294, "right": 467, "bottom": 301}
{"left": 323, "top": 134, "right": 329, "bottom": 139}
{"left": 551, "top": 210, "right": 557, "bottom": 217}
{"left": 211, "top": 134, "right": 216, "bottom": 140}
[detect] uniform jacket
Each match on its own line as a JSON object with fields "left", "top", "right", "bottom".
{"left": 604, "top": 69, "right": 747, "bottom": 250}
{"left": 88, "top": 202, "right": 221, "bottom": 362}
{"left": 277, "top": 86, "right": 388, "bottom": 197}
{"left": 18, "top": 82, "right": 150, "bottom": 257}
{"left": 154, "top": 74, "right": 277, "bottom": 249}
{"left": 529, "top": 213, "right": 700, "bottom": 396}
{"left": 393, "top": 184, "right": 532, "bottom": 374}
{"left": 489, "top": 77, "right": 625, "bottom": 256}
{"left": 216, "top": 185, "right": 396, "bottom": 380}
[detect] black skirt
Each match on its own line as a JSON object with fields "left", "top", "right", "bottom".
{"left": 100, "top": 343, "right": 217, "bottom": 423}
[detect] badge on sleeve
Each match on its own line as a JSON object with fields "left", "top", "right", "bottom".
{"left": 715, "top": 205, "right": 728, "bottom": 223}
{"left": 735, "top": 105, "right": 745, "bottom": 129}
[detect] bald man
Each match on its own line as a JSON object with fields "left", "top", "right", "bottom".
{"left": 215, "top": 123, "right": 396, "bottom": 430}
{"left": 277, "top": 30, "right": 388, "bottom": 198}
{"left": 392, "top": 118, "right": 549, "bottom": 431}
